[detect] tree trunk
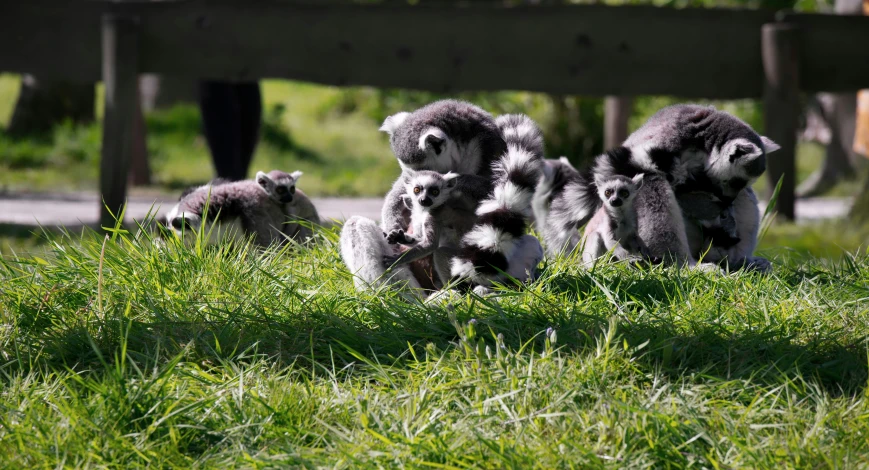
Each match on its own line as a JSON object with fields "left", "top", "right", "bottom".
{"left": 797, "top": 92, "right": 859, "bottom": 198}
{"left": 6, "top": 75, "right": 95, "bottom": 136}
{"left": 139, "top": 74, "right": 196, "bottom": 112}
{"left": 604, "top": 96, "right": 633, "bottom": 149}
{"left": 848, "top": 90, "right": 869, "bottom": 223}
{"left": 844, "top": 0, "right": 869, "bottom": 223}
{"left": 128, "top": 83, "right": 151, "bottom": 186}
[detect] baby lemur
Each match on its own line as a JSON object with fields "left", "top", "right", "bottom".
{"left": 581, "top": 173, "right": 645, "bottom": 266}
{"left": 383, "top": 170, "right": 478, "bottom": 286}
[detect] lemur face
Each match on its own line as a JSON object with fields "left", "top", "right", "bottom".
{"left": 403, "top": 171, "right": 459, "bottom": 210}
{"left": 597, "top": 174, "right": 644, "bottom": 210}
{"left": 257, "top": 170, "right": 302, "bottom": 204}
{"left": 707, "top": 137, "right": 780, "bottom": 201}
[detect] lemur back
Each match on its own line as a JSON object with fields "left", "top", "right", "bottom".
{"left": 165, "top": 180, "right": 287, "bottom": 247}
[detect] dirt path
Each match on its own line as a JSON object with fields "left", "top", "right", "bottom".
{"left": 0, "top": 191, "right": 853, "bottom": 228}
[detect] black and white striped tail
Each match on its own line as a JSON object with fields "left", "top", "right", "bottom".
{"left": 450, "top": 114, "right": 544, "bottom": 287}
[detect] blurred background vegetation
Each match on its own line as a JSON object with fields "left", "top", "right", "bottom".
{"left": 0, "top": 75, "right": 854, "bottom": 197}
{"left": 4, "top": 0, "right": 868, "bottom": 258}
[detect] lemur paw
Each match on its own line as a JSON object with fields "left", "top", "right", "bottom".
{"left": 386, "top": 229, "right": 406, "bottom": 245}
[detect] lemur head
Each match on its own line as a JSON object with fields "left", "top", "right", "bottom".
{"left": 707, "top": 136, "right": 780, "bottom": 201}
{"left": 378, "top": 100, "right": 499, "bottom": 173}
{"left": 596, "top": 173, "right": 644, "bottom": 210}
{"left": 380, "top": 110, "right": 453, "bottom": 172}
{"left": 402, "top": 171, "right": 459, "bottom": 210}
{"left": 256, "top": 170, "right": 303, "bottom": 204}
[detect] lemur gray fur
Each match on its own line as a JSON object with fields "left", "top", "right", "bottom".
{"left": 340, "top": 100, "right": 544, "bottom": 294}
{"left": 581, "top": 173, "right": 645, "bottom": 266}
{"left": 255, "top": 170, "right": 320, "bottom": 243}
{"left": 165, "top": 178, "right": 287, "bottom": 247}
{"left": 538, "top": 104, "right": 779, "bottom": 270}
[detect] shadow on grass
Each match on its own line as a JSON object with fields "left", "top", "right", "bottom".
{"left": 13, "top": 289, "right": 866, "bottom": 398}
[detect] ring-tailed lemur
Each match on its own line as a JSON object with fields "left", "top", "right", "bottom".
{"left": 378, "top": 99, "right": 507, "bottom": 234}
{"left": 255, "top": 170, "right": 321, "bottom": 243}
{"left": 539, "top": 104, "right": 779, "bottom": 270}
{"left": 165, "top": 178, "right": 288, "bottom": 247}
{"left": 581, "top": 173, "right": 645, "bottom": 266}
{"left": 341, "top": 100, "right": 506, "bottom": 293}
{"left": 340, "top": 100, "right": 543, "bottom": 294}
{"left": 623, "top": 104, "right": 778, "bottom": 271}
{"left": 382, "top": 171, "right": 477, "bottom": 286}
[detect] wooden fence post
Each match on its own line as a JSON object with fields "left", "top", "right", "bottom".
{"left": 762, "top": 23, "right": 800, "bottom": 221}
{"left": 604, "top": 96, "right": 633, "bottom": 149}
{"left": 99, "top": 14, "right": 139, "bottom": 228}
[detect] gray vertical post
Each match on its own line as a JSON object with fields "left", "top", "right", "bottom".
{"left": 762, "top": 23, "right": 800, "bottom": 221}
{"left": 604, "top": 96, "right": 634, "bottom": 149}
{"left": 100, "top": 14, "right": 139, "bottom": 228}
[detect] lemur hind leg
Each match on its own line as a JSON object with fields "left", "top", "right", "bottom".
{"left": 340, "top": 216, "right": 423, "bottom": 296}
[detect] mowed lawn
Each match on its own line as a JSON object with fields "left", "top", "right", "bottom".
{"left": 1, "top": 220, "right": 868, "bottom": 468}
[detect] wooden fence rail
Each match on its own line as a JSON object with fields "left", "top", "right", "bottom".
{"left": 2, "top": 1, "right": 869, "bottom": 225}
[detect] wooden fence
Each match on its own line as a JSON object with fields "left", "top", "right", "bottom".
{"left": 2, "top": 1, "right": 869, "bottom": 225}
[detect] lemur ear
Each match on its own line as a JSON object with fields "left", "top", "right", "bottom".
{"left": 760, "top": 136, "right": 781, "bottom": 154}
{"left": 631, "top": 173, "right": 645, "bottom": 186}
{"left": 379, "top": 112, "right": 410, "bottom": 135}
{"left": 401, "top": 195, "right": 414, "bottom": 210}
{"left": 442, "top": 172, "right": 460, "bottom": 189}
{"left": 255, "top": 171, "right": 271, "bottom": 188}
{"left": 290, "top": 170, "right": 303, "bottom": 182}
{"left": 420, "top": 128, "right": 448, "bottom": 155}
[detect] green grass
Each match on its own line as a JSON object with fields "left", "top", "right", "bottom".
{"left": 1, "top": 218, "right": 868, "bottom": 467}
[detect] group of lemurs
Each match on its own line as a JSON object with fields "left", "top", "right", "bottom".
{"left": 163, "top": 99, "right": 780, "bottom": 299}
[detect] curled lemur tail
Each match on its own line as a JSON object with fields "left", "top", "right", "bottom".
{"left": 450, "top": 114, "right": 544, "bottom": 286}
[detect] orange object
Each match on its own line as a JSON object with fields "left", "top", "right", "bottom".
{"left": 856, "top": 91, "right": 869, "bottom": 158}
{"left": 854, "top": 0, "right": 869, "bottom": 157}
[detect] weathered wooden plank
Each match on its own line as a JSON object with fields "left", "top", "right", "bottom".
{"left": 99, "top": 14, "right": 140, "bottom": 228}
{"left": 762, "top": 23, "right": 800, "bottom": 220}
{"left": 0, "top": 1, "right": 775, "bottom": 98}
{"left": 131, "top": 2, "right": 773, "bottom": 98}
{"left": 777, "top": 11, "right": 869, "bottom": 92}
{"left": 0, "top": 3, "right": 102, "bottom": 82}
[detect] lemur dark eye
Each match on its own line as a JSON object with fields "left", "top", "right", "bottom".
{"left": 618, "top": 189, "right": 629, "bottom": 198}
{"left": 413, "top": 186, "right": 421, "bottom": 194}
{"left": 431, "top": 188, "right": 440, "bottom": 196}
{"left": 604, "top": 189, "right": 613, "bottom": 198}
{"left": 289, "top": 186, "right": 296, "bottom": 194}
{"left": 276, "top": 187, "right": 287, "bottom": 194}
